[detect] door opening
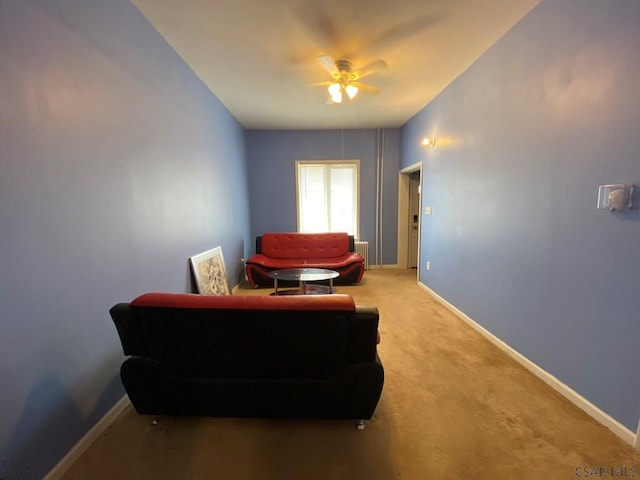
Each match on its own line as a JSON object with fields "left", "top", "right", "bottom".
{"left": 408, "top": 172, "right": 420, "bottom": 268}
{"left": 397, "top": 163, "right": 422, "bottom": 275}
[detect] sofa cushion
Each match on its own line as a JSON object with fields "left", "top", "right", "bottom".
{"left": 261, "top": 232, "right": 350, "bottom": 259}
{"left": 246, "top": 253, "right": 362, "bottom": 270}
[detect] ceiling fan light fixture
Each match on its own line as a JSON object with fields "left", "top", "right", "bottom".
{"left": 316, "top": 55, "right": 383, "bottom": 105}
{"left": 328, "top": 82, "right": 341, "bottom": 96}
{"left": 345, "top": 84, "right": 358, "bottom": 100}
{"left": 328, "top": 82, "right": 343, "bottom": 103}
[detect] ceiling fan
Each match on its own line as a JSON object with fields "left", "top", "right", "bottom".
{"left": 313, "top": 55, "right": 387, "bottom": 103}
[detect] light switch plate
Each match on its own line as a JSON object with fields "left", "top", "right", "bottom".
{"left": 425, "top": 206, "right": 432, "bottom": 215}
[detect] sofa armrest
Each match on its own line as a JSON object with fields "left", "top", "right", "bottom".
{"left": 347, "top": 306, "right": 380, "bottom": 363}
{"left": 110, "top": 303, "right": 144, "bottom": 355}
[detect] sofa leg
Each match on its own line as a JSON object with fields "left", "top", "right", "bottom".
{"left": 356, "top": 420, "right": 365, "bottom": 430}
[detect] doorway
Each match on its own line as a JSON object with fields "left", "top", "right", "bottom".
{"left": 397, "top": 162, "right": 422, "bottom": 273}
{"left": 408, "top": 172, "right": 420, "bottom": 268}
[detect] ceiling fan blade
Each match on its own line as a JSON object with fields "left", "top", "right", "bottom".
{"left": 351, "top": 13, "right": 443, "bottom": 58}
{"left": 293, "top": 6, "right": 342, "bottom": 51}
{"left": 352, "top": 82, "right": 380, "bottom": 94}
{"left": 375, "top": 14, "right": 441, "bottom": 49}
{"left": 309, "top": 80, "right": 333, "bottom": 87}
{"left": 316, "top": 55, "right": 338, "bottom": 76}
{"left": 353, "top": 59, "right": 388, "bottom": 80}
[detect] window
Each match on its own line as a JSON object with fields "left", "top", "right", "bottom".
{"left": 296, "top": 160, "right": 359, "bottom": 237}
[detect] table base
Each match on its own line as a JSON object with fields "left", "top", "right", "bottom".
{"left": 270, "top": 284, "right": 335, "bottom": 296}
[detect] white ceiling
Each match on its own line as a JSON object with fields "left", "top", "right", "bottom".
{"left": 132, "top": 0, "right": 540, "bottom": 130}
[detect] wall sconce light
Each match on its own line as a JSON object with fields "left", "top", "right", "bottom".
{"left": 421, "top": 137, "right": 436, "bottom": 147}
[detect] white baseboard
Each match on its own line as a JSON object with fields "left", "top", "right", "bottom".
{"left": 368, "top": 264, "right": 400, "bottom": 269}
{"left": 44, "top": 395, "right": 131, "bottom": 480}
{"left": 418, "top": 281, "right": 639, "bottom": 450}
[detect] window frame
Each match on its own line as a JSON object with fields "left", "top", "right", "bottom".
{"left": 295, "top": 159, "right": 360, "bottom": 238}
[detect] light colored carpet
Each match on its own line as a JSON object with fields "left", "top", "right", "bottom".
{"left": 62, "top": 268, "right": 639, "bottom": 479}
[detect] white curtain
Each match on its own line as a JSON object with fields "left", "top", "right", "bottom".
{"left": 297, "top": 162, "right": 358, "bottom": 236}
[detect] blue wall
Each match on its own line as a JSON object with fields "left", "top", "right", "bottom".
{"left": 402, "top": 0, "right": 640, "bottom": 432}
{"left": 246, "top": 129, "right": 400, "bottom": 265}
{"left": 2, "top": 0, "right": 637, "bottom": 476}
{"left": 0, "top": 0, "right": 250, "bottom": 477}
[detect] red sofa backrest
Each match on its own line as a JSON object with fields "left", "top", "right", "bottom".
{"left": 131, "top": 292, "right": 355, "bottom": 311}
{"left": 111, "top": 292, "right": 376, "bottom": 380}
{"left": 261, "top": 232, "right": 350, "bottom": 259}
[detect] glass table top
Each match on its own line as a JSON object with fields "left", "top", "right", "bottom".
{"left": 267, "top": 268, "right": 339, "bottom": 282}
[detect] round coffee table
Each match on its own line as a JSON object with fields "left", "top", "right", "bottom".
{"left": 268, "top": 268, "right": 339, "bottom": 295}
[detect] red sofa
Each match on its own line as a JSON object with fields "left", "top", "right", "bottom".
{"left": 245, "top": 232, "right": 365, "bottom": 287}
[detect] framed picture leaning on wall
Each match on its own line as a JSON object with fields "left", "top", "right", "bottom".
{"left": 189, "top": 246, "right": 230, "bottom": 295}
